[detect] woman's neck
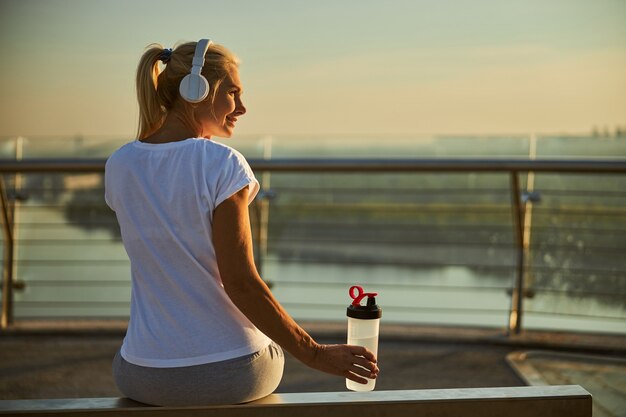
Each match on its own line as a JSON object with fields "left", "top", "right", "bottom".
{"left": 140, "top": 114, "right": 206, "bottom": 144}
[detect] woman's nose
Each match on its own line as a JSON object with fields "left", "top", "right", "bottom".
{"left": 235, "top": 97, "right": 246, "bottom": 116}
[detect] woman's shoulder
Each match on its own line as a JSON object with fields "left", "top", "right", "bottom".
{"left": 199, "top": 138, "right": 240, "bottom": 154}
{"left": 105, "top": 141, "right": 136, "bottom": 167}
{"left": 196, "top": 139, "right": 248, "bottom": 163}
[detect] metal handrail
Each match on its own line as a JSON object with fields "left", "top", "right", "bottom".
{"left": 1, "top": 157, "right": 625, "bottom": 332}
{"left": 0, "top": 157, "right": 625, "bottom": 173}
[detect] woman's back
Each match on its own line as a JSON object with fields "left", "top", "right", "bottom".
{"left": 105, "top": 138, "right": 268, "bottom": 368}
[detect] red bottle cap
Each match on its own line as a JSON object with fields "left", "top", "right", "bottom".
{"left": 347, "top": 285, "right": 382, "bottom": 320}
{"left": 349, "top": 285, "right": 378, "bottom": 306}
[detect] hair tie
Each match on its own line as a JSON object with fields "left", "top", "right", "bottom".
{"left": 158, "top": 48, "right": 173, "bottom": 64}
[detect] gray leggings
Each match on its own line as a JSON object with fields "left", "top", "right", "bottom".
{"left": 112, "top": 342, "right": 284, "bottom": 406}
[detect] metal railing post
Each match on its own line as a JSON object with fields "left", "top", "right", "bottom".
{"left": 0, "top": 176, "right": 14, "bottom": 329}
{"left": 508, "top": 171, "right": 525, "bottom": 335}
{"left": 251, "top": 137, "right": 275, "bottom": 284}
{"left": 257, "top": 137, "right": 273, "bottom": 278}
{"left": 257, "top": 188, "right": 270, "bottom": 277}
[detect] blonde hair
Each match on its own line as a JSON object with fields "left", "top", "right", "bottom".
{"left": 135, "top": 41, "right": 240, "bottom": 139}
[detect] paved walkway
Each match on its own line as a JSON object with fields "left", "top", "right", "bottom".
{"left": 507, "top": 351, "right": 626, "bottom": 417}
{"left": 1, "top": 321, "right": 625, "bottom": 415}
{"left": 0, "top": 334, "right": 524, "bottom": 400}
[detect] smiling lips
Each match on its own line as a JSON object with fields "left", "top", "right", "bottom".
{"left": 226, "top": 116, "right": 237, "bottom": 126}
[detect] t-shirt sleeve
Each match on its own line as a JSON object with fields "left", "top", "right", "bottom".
{"left": 103, "top": 158, "right": 116, "bottom": 211}
{"left": 214, "top": 148, "right": 260, "bottom": 208}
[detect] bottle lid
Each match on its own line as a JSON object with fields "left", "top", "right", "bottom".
{"left": 347, "top": 285, "right": 382, "bottom": 320}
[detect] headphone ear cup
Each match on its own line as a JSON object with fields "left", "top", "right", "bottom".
{"left": 179, "top": 73, "right": 210, "bottom": 103}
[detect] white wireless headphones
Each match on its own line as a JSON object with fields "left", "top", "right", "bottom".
{"left": 179, "top": 39, "right": 212, "bottom": 103}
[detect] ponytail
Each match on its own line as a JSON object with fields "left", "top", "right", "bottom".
{"left": 136, "top": 44, "right": 166, "bottom": 139}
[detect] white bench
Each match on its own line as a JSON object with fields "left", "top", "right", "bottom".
{"left": 0, "top": 385, "right": 591, "bottom": 417}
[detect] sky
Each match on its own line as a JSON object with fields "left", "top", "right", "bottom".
{"left": 0, "top": 0, "right": 625, "bottom": 138}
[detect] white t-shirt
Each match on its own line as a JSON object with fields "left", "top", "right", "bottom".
{"left": 105, "top": 138, "right": 271, "bottom": 368}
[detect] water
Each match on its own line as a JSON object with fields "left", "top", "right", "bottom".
{"left": 346, "top": 336, "right": 379, "bottom": 392}
{"left": 347, "top": 336, "right": 379, "bottom": 355}
{"left": 1, "top": 134, "right": 625, "bottom": 334}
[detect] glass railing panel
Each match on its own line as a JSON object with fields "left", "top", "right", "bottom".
{"left": 8, "top": 171, "right": 127, "bottom": 318}
{"left": 259, "top": 171, "right": 515, "bottom": 327}
{"left": 524, "top": 173, "right": 626, "bottom": 333}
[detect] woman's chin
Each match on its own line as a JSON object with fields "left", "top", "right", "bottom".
{"left": 204, "top": 129, "right": 233, "bottom": 139}
{"left": 219, "top": 127, "right": 234, "bottom": 138}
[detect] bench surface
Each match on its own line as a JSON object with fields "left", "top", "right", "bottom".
{"left": 0, "top": 385, "right": 592, "bottom": 417}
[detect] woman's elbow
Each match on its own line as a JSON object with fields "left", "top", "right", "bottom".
{"left": 222, "top": 273, "right": 258, "bottom": 302}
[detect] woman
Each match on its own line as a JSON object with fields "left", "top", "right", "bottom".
{"left": 105, "top": 39, "right": 378, "bottom": 406}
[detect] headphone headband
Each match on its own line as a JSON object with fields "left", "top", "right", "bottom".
{"left": 191, "top": 39, "right": 211, "bottom": 74}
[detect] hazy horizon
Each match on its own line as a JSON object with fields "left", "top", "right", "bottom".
{"left": 1, "top": 0, "right": 625, "bottom": 138}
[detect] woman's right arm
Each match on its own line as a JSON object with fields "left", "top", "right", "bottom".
{"left": 212, "top": 187, "right": 379, "bottom": 384}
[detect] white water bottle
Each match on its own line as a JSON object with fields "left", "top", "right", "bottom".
{"left": 346, "top": 285, "right": 382, "bottom": 392}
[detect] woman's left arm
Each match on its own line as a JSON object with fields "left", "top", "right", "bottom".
{"left": 212, "top": 186, "right": 378, "bottom": 384}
